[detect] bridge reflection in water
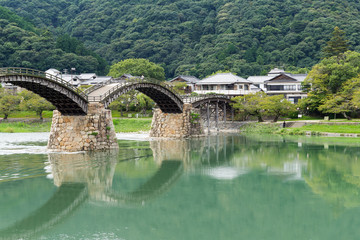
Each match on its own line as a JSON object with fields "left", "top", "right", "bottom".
{"left": 0, "top": 136, "right": 236, "bottom": 239}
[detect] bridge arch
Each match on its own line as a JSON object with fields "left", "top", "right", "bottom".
{"left": 0, "top": 68, "right": 88, "bottom": 115}
{"left": 89, "top": 81, "right": 184, "bottom": 113}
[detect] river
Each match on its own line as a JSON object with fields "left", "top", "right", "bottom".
{"left": 1, "top": 133, "right": 360, "bottom": 239}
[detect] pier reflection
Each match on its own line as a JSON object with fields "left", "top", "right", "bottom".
{"left": 3, "top": 135, "right": 360, "bottom": 239}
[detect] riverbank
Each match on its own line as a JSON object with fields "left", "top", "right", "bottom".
{"left": 240, "top": 122, "right": 360, "bottom": 137}
{"left": 0, "top": 118, "right": 152, "bottom": 133}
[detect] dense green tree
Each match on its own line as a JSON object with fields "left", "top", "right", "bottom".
{"left": 302, "top": 51, "right": 360, "bottom": 118}
{"left": 323, "top": 27, "right": 349, "bottom": 58}
{"left": 263, "top": 95, "right": 296, "bottom": 122}
{"left": 19, "top": 90, "right": 55, "bottom": 120}
{"left": 135, "top": 93, "right": 155, "bottom": 116}
{"left": 108, "top": 91, "right": 137, "bottom": 117}
{"left": 0, "top": 89, "right": 20, "bottom": 119}
{"left": 108, "top": 58, "right": 165, "bottom": 80}
{"left": 232, "top": 92, "right": 267, "bottom": 122}
{"left": 171, "top": 82, "right": 188, "bottom": 95}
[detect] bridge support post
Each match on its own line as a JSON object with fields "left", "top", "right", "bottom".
{"left": 48, "top": 103, "right": 118, "bottom": 152}
{"left": 150, "top": 103, "right": 204, "bottom": 138}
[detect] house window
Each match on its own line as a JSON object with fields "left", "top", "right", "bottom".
{"left": 268, "top": 85, "right": 283, "bottom": 91}
{"left": 284, "top": 85, "right": 296, "bottom": 90}
{"left": 226, "top": 85, "right": 234, "bottom": 90}
{"left": 244, "top": 85, "right": 249, "bottom": 90}
{"left": 268, "top": 85, "right": 296, "bottom": 91}
{"left": 238, "top": 85, "right": 243, "bottom": 89}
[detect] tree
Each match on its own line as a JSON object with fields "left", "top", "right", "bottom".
{"left": 108, "top": 91, "right": 137, "bottom": 117}
{"left": 263, "top": 95, "right": 295, "bottom": 122}
{"left": 108, "top": 58, "right": 165, "bottom": 81}
{"left": 171, "top": 82, "right": 188, "bottom": 95}
{"left": 323, "top": 27, "right": 349, "bottom": 58}
{"left": 19, "top": 90, "right": 55, "bottom": 119}
{"left": 0, "top": 89, "right": 20, "bottom": 119}
{"left": 135, "top": 93, "right": 155, "bottom": 116}
{"left": 303, "top": 51, "right": 360, "bottom": 117}
{"left": 232, "top": 92, "right": 267, "bottom": 122}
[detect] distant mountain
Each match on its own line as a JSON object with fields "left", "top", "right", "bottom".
{"left": 1, "top": 0, "right": 360, "bottom": 78}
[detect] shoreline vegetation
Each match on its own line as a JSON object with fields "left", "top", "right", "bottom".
{"left": 0, "top": 112, "right": 153, "bottom": 133}
{"left": 1, "top": 110, "right": 360, "bottom": 137}
{"left": 240, "top": 122, "right": 360, "bottom": 137}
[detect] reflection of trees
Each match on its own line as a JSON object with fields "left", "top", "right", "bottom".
{"left": 303, "top": 146, "right": 360, "bottom": 209}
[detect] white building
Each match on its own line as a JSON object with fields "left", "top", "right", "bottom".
{"left": 247, "top": 68, "right": 307, "bottom": 104}
{"left": 194, "top": 73, "right": 253, "bottom": 96}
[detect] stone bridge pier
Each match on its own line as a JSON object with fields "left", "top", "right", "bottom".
{"left": 48, "top": 103, "right": 118, "bottom": 152}
{"left": 150, "top": 103, "right": 204, "bottom": 138}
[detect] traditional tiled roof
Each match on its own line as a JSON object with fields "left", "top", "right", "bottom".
{"left": 197, "top": 73, "right": 250, "bottom": 85}
{"left": 81, "top": 76, "right": 112, "bottom": 85}
{"left": 79, "top": 73, "right": 97, "bottom": 80}
{"left": 247, "top": 73, "right": 307, "bottom": 83}
{"left": 170, "top": 75, "right": 200, "bottom": 83}
{"left": 247, "top": 76, "right": 274, "bottom": 83}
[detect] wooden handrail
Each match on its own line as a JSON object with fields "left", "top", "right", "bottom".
{"left": 0, "top": 67, "right": 88, "bottom": 101}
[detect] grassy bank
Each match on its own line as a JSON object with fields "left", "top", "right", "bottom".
{"left": 113, "top": 118, "right": 152, "bottom": 133}
{"left": 8, "top": 111, "right": 53, "bottom": 118}
{"left": 0, "top": 121, "right": 52, "bottom": 133}
{"left": 0, "top": 118, "right": 152, "bottom": 133}
{"left": 240, "top": 122, "right": 360, "bottom": 136}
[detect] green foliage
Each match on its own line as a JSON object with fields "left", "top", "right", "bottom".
{"left": 135, "top": 93, "right": 155, "bottom": 115}
{"left": 171, "top": 82, "right": 188, "bottom": 95}
{"left": 0, "top": 6, "right": 36, "bottom": 32}
{"left": 108, "top": 58, "right": 165, "bottom": 80}
{"left": 262, "top": 95, "right": 296, "bottom": 122}
{"left": 0, "top": 89, "right": 21, "bottom": 119}
{"left": 19, "top": 90, "right": 55, "bottom": 119}
{"left": 0, "top": 12, "right": 107, "bottom": 74}
{"left": 232, "top": 92, "right": 295, "bottom": 122}
{"left": 109, "top": 91, "right": 137, "bottom": 116}
{"left": 297, "top": 124, "right": 360, "bottom": 134}
{"left": 190, "top": 112, "right": 200, "bottom": 124}
{"left": 232, "top": 92, "right": 267, "bottom": 122}
{"left": 112, "top": 118, "right": 152, "bottom": 133}
{"left": 4, "top": 0, "right": 360, "bottom": 78}
{"left": 323, "top": 27, "right": 349, "bottom": 58}
{"left": 0, "top": 121, "right": 51, "bottom": 132}
{"left": 240, "top": 123, "right": 281, "bottom": 134}
{"left": 302, "top": 51, "right": 360, "bottom": 118}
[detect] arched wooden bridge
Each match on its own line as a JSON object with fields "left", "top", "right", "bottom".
{"left": 0, "top": 67, "right": 234, "bottom": 115}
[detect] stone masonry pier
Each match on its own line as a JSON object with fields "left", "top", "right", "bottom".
{"left": 48, "top": 103, "right": 118, "bottom": 152}
{"left": 150, "top": 103, "right": 204, "bottom": 138}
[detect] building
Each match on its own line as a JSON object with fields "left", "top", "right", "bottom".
{"left": 247, "top": 68, "right": 307, "bottom": 104}
{"left": 45, "top": 69, "right": 113, "bottom": 87}
{"left": 194, "top": 73, "right": 252, "bottom": 96}
{"left": 169, "top": 75, "right": 200, "bottom": 93}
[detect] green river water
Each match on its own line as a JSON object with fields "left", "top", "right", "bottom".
{"left": 1, "top": 133, "right": 360, "bottom": 239}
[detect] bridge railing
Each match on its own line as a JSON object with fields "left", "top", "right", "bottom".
{"left": 0, "top": 67, "right": 88, "bottom": 101}
{"left": 181, "top": 94, "right": 232, "bottom": 103}
{"left": 82, "top": 77, "right": 126, "bottom": 95}
{"left": 88, "top": 77, "right": 182, "bottom": 103}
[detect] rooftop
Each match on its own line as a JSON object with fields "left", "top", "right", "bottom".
{"left": 170, "top": 75, "right": 200, "bottom": 84}
{"left": 197, "top": 73, "right": 251, "bottom": 85}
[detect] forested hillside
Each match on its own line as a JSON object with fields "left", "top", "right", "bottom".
{"left": 0, "top": 6, "right": 108, "bottom": 74}
{"left": 2, "top": 0, "right": 360, "bottom": 78}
